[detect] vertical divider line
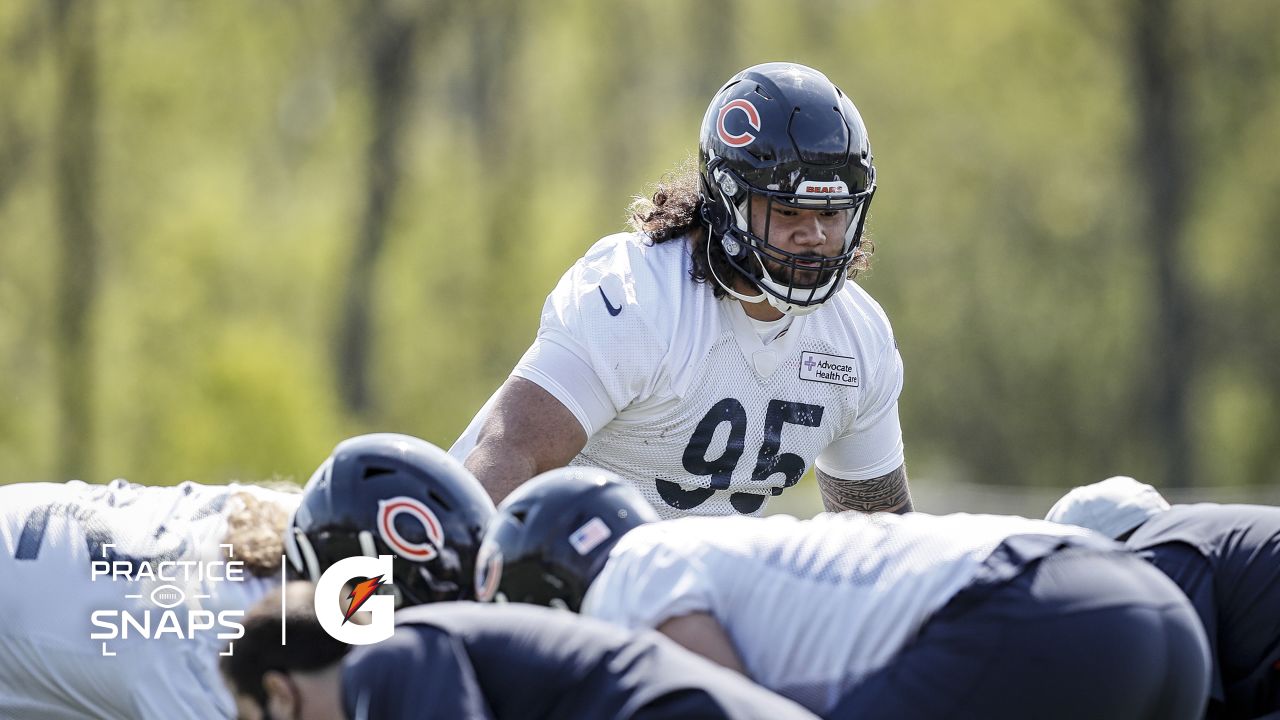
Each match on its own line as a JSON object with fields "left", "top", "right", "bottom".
{"left": 281, "top": 555, "right": 287, "bottom": 645}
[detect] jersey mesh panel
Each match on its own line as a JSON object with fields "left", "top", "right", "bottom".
{"left": 573, "top": 331, "right": 854, "bottom": 519}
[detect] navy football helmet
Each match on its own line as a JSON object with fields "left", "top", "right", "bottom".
{"left": 473, "top": 467, "right": 658, "bottom": 611}
{"left": 699, "top": 62, "right": 876, "bottom": 316}
{"left": 285, "top": 433, "right": 495, "bottom": 607}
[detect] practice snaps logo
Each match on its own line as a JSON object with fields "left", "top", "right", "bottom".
{"left": 89, "top": 544, "right": 246, "bottom": 657}
{"left": 314, "top": 555, "right": 396, "bottom": 645}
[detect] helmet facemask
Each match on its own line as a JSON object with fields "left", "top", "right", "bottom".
{"left": 703, "top": 158, "right": 875, "bottom": 316}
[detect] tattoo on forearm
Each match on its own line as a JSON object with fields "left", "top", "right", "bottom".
{"left": 816, "top": 465, "right": 913, "bottom": 514}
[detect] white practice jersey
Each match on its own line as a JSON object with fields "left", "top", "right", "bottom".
{"left": 452, "top": 232, "right": 905, "bottom": 518}
{"left": 0, "top": 479, "right": 299, "bottom": 720}
{"left": 582, "top": 512, "right": 1099, "bottom": 715}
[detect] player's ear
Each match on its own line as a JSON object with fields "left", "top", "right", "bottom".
{"left": 262, "top": 670, "right": 300, "bottom": 718}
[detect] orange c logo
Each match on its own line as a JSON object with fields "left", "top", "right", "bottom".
{"left": 717, "top": 99, "right": 761, "bottom": 148}
{"left": 377, "top": 497, "right": 443, "bottom": 562}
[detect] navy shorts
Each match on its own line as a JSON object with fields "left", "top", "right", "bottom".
{"left": 826, "top": 536, "right": 1212, "bottom": 720}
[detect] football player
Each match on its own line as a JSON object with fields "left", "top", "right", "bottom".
{"left": 1047, "top": 476, "right": 1280, "bottom": 719}
{"left": 0, "top": 476, "right": 299, "bottom": 718}
{"left": 0, "top": 432, "right": 492, "bottom": 719}
{"left": 452, "top": 62, "right": 911, "bottom": 518}
{"left": 222, "top": 581, "right": 820, "bottom": 720}
{"left": 476, "top": 468, "right": 1212, "bottom": 720}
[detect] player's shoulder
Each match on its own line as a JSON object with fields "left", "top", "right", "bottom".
{"left": 613, "top": 515, "right": 763, "bottom": 557}
{"left": 546, "top": 232, "right": 702, "bottom": 347}
{"left": 563, "top": 232, "right": 688, "bottom": 308}
{"left": 807, "top": 280, "right": 898, "bottom": 361}
{"left": 578, "top": 231, "right": 685, "bottom": 271}
{"left": 608, "top": 518, "right": 696, "bottom": 560}
{"left": 825, "top": 281, "right": 895, "bottom": 335}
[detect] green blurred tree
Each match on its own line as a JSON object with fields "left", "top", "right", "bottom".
{"left": 52, "top": 0, "right": 101, "bottom": 482}
{"left": 335, "top": 0, "right": 426, "bottom": 416}
{"left": 0, "top": 0, "right": 1276, "bottom": 498}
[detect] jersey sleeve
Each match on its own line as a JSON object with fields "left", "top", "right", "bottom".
{"left": 511, "top": 235, "right": 669, "bottom": 437}
{"left": 447, "top": 341, "right": 617, "bottom": 464}
{"left": 342, "top": 625, "right": 496, "bottom": 720}
{"left": 581, "top": 530, "right": 714, "bottom": 632}
{"left": 815, "top": 336, "right": 905, "bottom": 480}
{"left": 511, "top": 336, "right": 622, "bottom": 438}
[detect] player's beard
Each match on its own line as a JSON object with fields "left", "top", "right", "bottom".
{"left": 759, "top": 251, "right": 838, "bottom": 290}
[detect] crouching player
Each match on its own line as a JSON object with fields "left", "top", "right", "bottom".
{"left": 478, "top": 468, "right": 1213, "bottom": 720}
{"left": 1048, "top": 476, "right": 1280, "bottom": 719}
{"left": 0, "top": 478, "right": 298, "bottom": 718}
{"left": 222, "top": 581, "right": 819, "bottom": 720}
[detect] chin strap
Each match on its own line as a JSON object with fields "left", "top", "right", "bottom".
{"left": 706, "top": 233, "right": 830, "bottom": 317}
{"left": 707, "top": 233, "right": 767, "bottom": 305}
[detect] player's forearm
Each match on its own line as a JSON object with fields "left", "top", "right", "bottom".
{"left": 465, "top": 439, "right": 541, "bottom": 505}
{"left": 816, "top": 464, "right": 913, "bottom": 514}
{"left": 657, "top": 612, "right": 749, "bottom": 676}
{"left": 464, "top": 376, "right": 589, "bottom": 504}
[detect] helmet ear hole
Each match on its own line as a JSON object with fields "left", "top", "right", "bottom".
{"left": 362, "top": 466, "right": 395, "bottom": 481}
{"left": 428, "top": 489, "right": 451, "bottom": 510}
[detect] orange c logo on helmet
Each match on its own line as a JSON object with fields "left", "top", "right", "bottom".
{"left": 377, "top": 497, "right": 443, "bottom": 562}
{"left": 717, "top": 99, "right": 761, "bottom": 148}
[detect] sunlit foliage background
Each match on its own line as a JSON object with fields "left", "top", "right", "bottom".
{"left": 2, "top": 0, "right": 1277, "bottom": 515}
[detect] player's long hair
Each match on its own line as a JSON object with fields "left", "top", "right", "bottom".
{"left": 222, "top": 490, "right": 292, "bottom": 577}
{"left": 627, "top": 157, "right": 875, "bottom": 299}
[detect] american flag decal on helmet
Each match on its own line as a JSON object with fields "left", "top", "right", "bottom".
{"left": 568, "top": 517, "right": 613, "bottom": 556}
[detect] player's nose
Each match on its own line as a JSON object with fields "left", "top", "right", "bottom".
{"left": 791, "top": 213, "right": 827, "bottom": 246}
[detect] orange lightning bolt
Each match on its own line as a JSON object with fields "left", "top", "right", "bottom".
{"left": 343, "top": 575, "right": 385, "bottom": 625}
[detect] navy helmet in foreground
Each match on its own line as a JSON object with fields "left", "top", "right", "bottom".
{"left": 286, "top": 433, "right": 495, "bottom": 607}
{"left": 474, "top": 466, "right": 658, "bottom": 610}
{"left": 1048, "top": 476, "right": 1280, "bottom": 717}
